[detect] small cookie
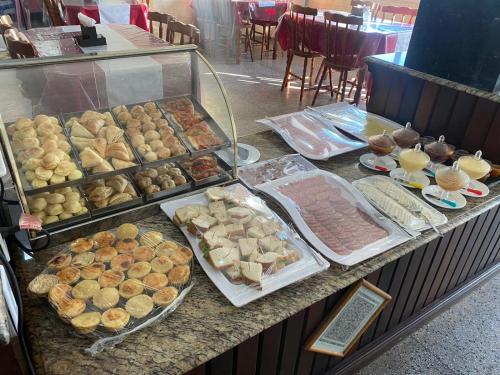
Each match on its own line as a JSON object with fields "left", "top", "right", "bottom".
{"left": 116, "top": 239, "right": 139, "bottom": 255}
{"left": 28, "top": 274, "right": 59, "bottom": 296}
{"left": 93, "top": 287, "right": 120, "bottom": 310}
{"left": 127, "top": 261, "right": 151, "bottom": 279}
{"left": 71, "top": 252, "right": 95, "bottom": 267}
{"left": 140, "top": 231, "right": 163, "bottom": 247}
{"left": 56, "top": 267, "right": 81, "bottom": 285}
{"left": 94, "top": 246, "right": 117, "bottom": 263}
{"left": 81, "top": 263, "right": 106, "bottom": 280}
{"left": 169, "top": 247, "right": 193, "bottom": 266}
{"left": 72, "top": 279, "right": 100, "bottom": 299}
{"left": 118, "top": 279, "right": 144, "bottom": 299}
{"left": 70, "top": 238, "right": 94, "bottom": 253}
{"left": 125, "top": 294, "right": 154, "bottom": 319}
{"left": 98, "top": 269, "right": 125, "bottom": 288}
{"left": 48, "top": 284, "right": 72, "bottom": 308}
{"left": 143, "top": 273, "right": 168, "bottom": 291}
{"left": 150, "top": 256, "right": 173, "bottom": 274}
{"left": 116, "top": 223, "right": 139, "bottom": 240}
{"left": 47, "top": 254, "right": 72, "bottom": 270}
{"left": 110, "top": 254, "right": 135, "bottom": 271}
{"left": 153, "top": 287, "right": 178, "bottom": 307}
{"left": 57, "top": 298, "right": 86, "bottom": 320}
{"left": 93, "top": 231, "right": 115, "bottom": 248}
{"left": 71, "top": 312, "right": 101, "bottom": 334}
{"left": 155, "top": 241, "right": 179, "bottom": 257}
{"left": 102, "top": 308, "right": 130, "bottom": 331}
{"left": 168, "top": 265, "right": 190, "bottom": 286}
{"left": 133, "top": 246, "right": 155, "bottom": 262}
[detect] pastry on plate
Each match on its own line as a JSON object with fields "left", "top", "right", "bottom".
{"left": 93, "top": 287, "right": 120, "bottom": 310}
{"left": 28, "top": 274, "right": 59, "bottom": 296}
{"left": 140, "top": 231, "right": 163, "bottom": 247}
{"left": 168, "top": 265, "right": 190, "bottom": 286}
{"left": 80, "top": 262, "right": 106, "bottom": 280}
{"left": 98, "top": 269, "right": 125, "bottom": 288}
{"left": 116, "top": 223, "right": 139, "bottom": 240}
{"left": 152, "top": 287, "right": 178, "bottom": 307}
{"left": 115, "top": 239, "right": 139, "bottom": 255}
{"left": 169, "top": 247, "right": 193, "bottom": 266}
{"left": 95, "top": 246, "right": 118, "bottom": 262}
{"left": 57, "top": 298, "right": 86, "bottom": 320}
{"left": 72, "top": 279, "right": 100, "bottom": 299}
{"left": 56, "top": 266, "right": 81, "bottom": 285}
{"left": 150, "top": 256, "right": 173, "bottom": 274}
{"left": 70, "top": 238, "right": 94, "bottom": 253}
{"left": 155, "top": 241, "right": 179, "bottom": 257}
{"left": 71, "top": 252, "right": 95, "bottom": 268}
{"left": 143, "top": 273, "right": 168, "bottom": 290}
{"left": 47, "top": 253, "right": 72, "bottom": 270}
{"left": 118, "top": 279, "right": 144, "bottom": 299}
{"left": 71, "top": 311, "right": 101, "bottom": 334}
{"left": 125, "top": 294, "right": 154, "bottom": 319}
{"left": 92, "top": 231, "right": 115, "bottom": 248}
{"left": 127, "top": 261, "right": 151, "bottom": 279}
{"left": 102, "top": 308, "right": 130, "bottom": 331}
{"left": 110, "top": 254, "right": 135, "bottom": 271}
{"left": 133, "top": 246, "right": 155, "bottom": 262}
{"left": 48, "top": 283, "right": 72, "bottom": 308}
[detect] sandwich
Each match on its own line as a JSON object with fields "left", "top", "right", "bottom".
{"left": 173, "top": 204, "right": 209, "bottom": 226}
{"left": 240, "top": 261, "right": 262, "bottom": 285}
{"left": 225, "top": 223, "right": 245, "bottom": 239}
{"left": 208, "top": 200, "right": 226, "bottom": 215}
{"left": 188, "top": 214, "right": 218, "bottom": 236}
{"left": 227, "top": 207, "right": 253, "bottom": 225}
{"left": 247, "top": 226, "right": 265, "bottom": 239}
{"left": 224, "top": 262, "right": 242, "bottom": 282}
{"left": 238, "top": 238, "right": 258, "bottom": 257}
{"left": 258, "top": 235, "right": 285, "bottom": 253}
{"left": 255, "top": 252, "right": 281, "bottom": 272}
{"left": 205, "top": 187, "right": 226, "bottom": 201}
{"left": 208, "top": 247, "right": 240, "bottom": 269}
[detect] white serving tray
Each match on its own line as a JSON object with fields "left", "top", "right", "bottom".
{"left": 161, "top": 183, "right": 330, "bottom": 307}
{"left": 257, "top": 170, "right": 411, "bottom": 266}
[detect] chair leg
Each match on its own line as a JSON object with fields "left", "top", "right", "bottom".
{"left": 300, "top": 57, "right": 308, "bottom": 102}
{"left": 309, "top": 57, "right": 314, "bottom": 88}
{"left": 314, "top": 58, "right": 325, "bottom": 85}
{"left": 266, "top": 25, "right": 271, "bottom": 50}
{"left": 281, "top": 52, "right": 293, "bottom": 91}
{"left": 341, "top": 70, "right": 349, "bottom": 101}
{"left": 336, "top": 69, "right": 344, "bottom": 101}
{"left": 272, "top": 32, "right": 278, "bottom": 60}
{"left": 260, "top": 26, "right": 265, "bottom": 60}
{"left": 247, "top": 33, "right": 254, "bottom": 62}
{"left": 329, "top": 67, "right": 333, "bottom": 97}
{"left": 312, "top": 64, "right": 328, "bottom": 106}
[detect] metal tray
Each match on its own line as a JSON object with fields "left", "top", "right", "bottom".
{"left": 156, "top": 95, "right": 232, "bottom": 157}
{"left": 179, "top": 153, "right": 231, "bottom": 188}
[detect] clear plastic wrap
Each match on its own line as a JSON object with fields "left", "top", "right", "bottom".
{"left": 257, "top": 111, "right": 365, "bottom": 160}
{"left": 308, "top": 102, "right": 404, "bottom": 141}
{"left": 257, "top": 170, "right": 412, "bottom": 266}
{"left": 27, "top": 224, "right": 194, "bottom": 355}
{"left": 352, "top": 176, "right": 448, "bottom": 232}
{"left": 161, "top": 184, "right": 329, "bottom": 307}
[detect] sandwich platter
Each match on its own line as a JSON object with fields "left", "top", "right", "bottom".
{"left": 161, "top": 184, "right": 329, "bottom": 307}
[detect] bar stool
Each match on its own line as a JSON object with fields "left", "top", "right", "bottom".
{"left": 249, "top": 2, "right": 287, "bottom": 60}
{"left": 5, "top": 28, "right": 36, "bottom": 59}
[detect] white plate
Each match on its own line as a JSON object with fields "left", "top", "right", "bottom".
{"left": 160, "top": 184, "right": 329, "bottom": 307}
{"left": 460, "top": 180, "right": 490, "bottom": 198}
{"left": 359, "top": 153, "right": 397, "bottom": 172}
{"left": 422, "top": 185, "right": 466, "bottom": 209}
{"left": 390, "top": 168, "right": 430, "bottom": 189}
{"left": 257, "top": 170, "right": 411, "bottom": 266}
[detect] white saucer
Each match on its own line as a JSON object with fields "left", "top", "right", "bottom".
{"left": 389, "top": 168, "right": 430, "bottom": 189}
{"left": 460, "top": 179, "right": 490, "bottom": 198}
{"left": 422, "top": 185, "right": 466, "bottom": 209}
{"left": 423, "top": 163, "right": 445, "bottom": 177}
{"left": 359, "top": 153, "right": 397, "bottom": 172}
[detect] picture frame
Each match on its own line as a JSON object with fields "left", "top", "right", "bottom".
{"left": 305, "top": 279, "right": 391, "bottom": 357}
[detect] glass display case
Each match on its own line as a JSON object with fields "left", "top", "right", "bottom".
{"left": 0, "top": 45, "right": 238, "bottom": 239}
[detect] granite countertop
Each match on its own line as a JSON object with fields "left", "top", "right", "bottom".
{"left": 16, "top": 131, "right": 500, "bottom": 375}
{"left": 366, "top": 53, "right": 500, "bottom": 104}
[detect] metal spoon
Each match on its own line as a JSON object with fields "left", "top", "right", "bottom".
{"left": 410, "top": 207, "right": 443, "bottom": 237}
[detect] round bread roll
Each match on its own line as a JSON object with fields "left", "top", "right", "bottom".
{"left": 48, "top": 283, "right": 72, "bottom": 308}
{"left": 168, "top": 265, "right": 190, "bottom": 286}
{"left": 41, "top": 153, "right": 60, "bottom": 170}
{"left": 70, "top": 238, "right": 94, "bottom": 253}
{"left": 144, "top": 130, "right": 160, "bottom": 142}
{"left": 169, "top": 247, "right": 193, "bottom": 266}
{"left": 149, "top": 140, "right": 164, "bottom": 151}
{"left": 153, "top": 287, "right": 178, "bottom": 307}
{"left": 25, "top": 147, "right": 44, "bottom": 159}
{"left": 144, "top": 102, "right": 157, "bottom": 112}
{"left": 143, "top": 273, "right": 168, "bottom": 291}
{"left": 142, "top": 122, "right": 156, "bottom": 132}
{"left": 46, "top": 193, "right": 65, "bottom": 205}
{"left": 15, "top": 117, "right": 33, "bottom": 130}
{"left": 59, "top": 212, "right": 73, "bottom": 220}
{"left": 56, "top": 267, "right": 81, "bottom": 285}
{"left": 131, "top": 135, "right": 145, "bottom": 148}
{"left": 43, "top": 215, "right": 59, "bottom": 224}
{"left": 140, "top": 231, "right": 163, "bottom": 247}
{"left": 127, "top": 261, "right": 151, "bottom": 279}
{"left": 95, "top": 246, "right": 117, "bottom": 263}
{"left": 102, "top": 308, "right": 130, "bottom": 331}
{"left": 81, "top": 263, "right": 106, "bottom": 280}
{"left": 68, "top": 169, "right": 83, "bottom": 181}
{"left": 111, "top": 254, "right": 135, "bottom": 271}
{"left": 64, "top": 191, "right": 81, "bottom": 203}
{"left": 42, "top": 140, "right": 59, "bottom": 154}
{"left": 63, "top": 201, "right": 82, "bottom": 214}
{"left": 30, "top": 197, "right": 47, "bottom": 212}
{"left": 71, "top": 252, "right": 95, "bottom": 267}
{"left": 113, "top": 105, "right": 127, "bottom": 114}
{"left": 22, "top": 137, "right": 40, "bottom": 149}
{"left": 22, "top": 158, "right": 42, "bottom": 171}
{"left": 92, "top": 231, "right": 115, "bottom": 248}
{"left": 125, "top": 294, "right": 154, "bottom": 319}
{"left": 54, "top": 160, "right": 75, "bottom": 177}
{"left": 46, "top": 203, "right": 63, "bottom": 216}
{"left": 118, "top": 279, "right": 144, "bottom": 299}
{"left": 133, "top": 246, "right": 155, "bottom": 262}
{"left": 72, "top": 279, "right": 100, "bottom": 299}
{"left": 47, "top": 254, "right": 72, "bottom": 270}
{"left": 28, "top": 274, "right": 59, "bottom": 296}
{"left": 50, "top": 174, "right": 66, "bottom": 185}
{"left": 116, "top": 223, "right": 139, "bottom": 240}
{"left": 57, "top": 140, "right": 72, "bottom": 154}
{"left": 71, "top": 312, "right": 101, "bottom": 334}
{"left": 115, "top": 239, "right": 139, "bottom": 255}
{"left": 156, "top": 148, "right": 172, "bottom": 160}
{"left": 93, "top": 287, "right": 120, "bottom": 310}
{"left": 34, "top": 114, "right": 50, "bottom": 126}
{"left": 144, "top": 151, "right": 158, "bottom": 162}
{"left": 155, "top": 241, "right": 179, "bottom": 257}
{"left": 25, "top": 170, "right": 36, "bottom": 182}
{"left": 150, "top": 256, "right": 173, "bottom": 274}
{"left": 57, "top": 298, "right": 86, "bottom": 320}
{"left": 31, "top": 178, "right": 48, "bottom": 188}
{"left": 98, "top": 269, "right": 125, "bottom": 288}
{"left": 35, "top": 167, "right": 53, "bottom": 181}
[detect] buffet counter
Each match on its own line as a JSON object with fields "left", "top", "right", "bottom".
{"left": 14, "top": 130, "right": 500, "bottom": 375}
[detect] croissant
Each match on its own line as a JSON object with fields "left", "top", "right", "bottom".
{"left": 111, "top": 158, "right": 136, "bottom": 170}
{"left": 70, "top": 136, "right": 94, "bottom": 151}
{"left": 105, "top": 175, "right": 128, "bottom": 193}
{"left": 84, "top": 119, "right": 105, "bottom": 135}
{"left": 106, "top": 143, "right": 130, "bottom": 161}
{"left": 71, "top": 123, "right": 95, "bottom": 139}
{"left": 93, "top": 160, "right": 114, "bottom": 173}
{"left": 89, "top": 186, "right": 114, "bottom": 202}
{"left": 93, "top": 138, "right": 107, "bottom": 158}
{"left": 80, "top": 147, "right": 104, "bottom": 169}
{"left": 106, "top": 126, "right": 124, "bottom": 144}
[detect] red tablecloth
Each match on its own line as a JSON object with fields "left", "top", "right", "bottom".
{"left": 65, "top": 3, "right": 149, "bottom": 32}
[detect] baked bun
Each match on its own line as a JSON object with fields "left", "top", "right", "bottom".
{"left": 71, "top": 252, "right": 95, "bottom": 267}
{"left": 115, "top": 239, "right": 139, "bottom": 255}
{"left": 95, "top": 246, "right": 117, "bottom": 263}
{"left": 28, "top": 274, "right": 59, "bottom": 296}
{"left": 169, "top": 247, "right": 193, "bottom": 266}
{"left": 57, "top": 298, "right": 86, "bottom": 320}
{"left": 118, "top": 279, "right": 144, "bottom": 299}
{"left": 80, "top": 263, "right": 106, "bottom": 280}
{"left": 143, "top": 273, "right": 168, "bottom": 290}
{"left": 98, "top": 269, "right": 125, "bottom": 288}
{"left": 125, "top": 294, "right": 154, "bottom": 319}
{"left": 93, "top": 231, "right": 115, "bottom": 248}
{"left": 140, "top": 231, "right": 163, "bottom": 247}
{"left": 71, "top": 312, "right": 101, "bottom": 334}
{"left": 93, "top": 287, "right": 120, "bottom": 310}
{"left": 133, "top": 246, "right": 155, "bottom": 262}
{"left": 111, "top": 254, "right": 135, "bottom": 271}
{"left": 155, "top": 241, "right": 179, "bottom": 257}
{"left": 168, "top": 265, "right": 190, "bottom": 286}
{"left": 47, "top": 254, "right": 72, "bottom": 270}
{"left": 102, "top": 308, "right": 130, "bottom": 331}
{"left": 72, "top": 279, "right": 100, "bottom": 299}
{"left": 127, "top": 261, "right": 151, "bottom": 279}
{"left": 56, "top": 267, "right": 81, "bottom": 285}
{"left": 48, "top": 284, "right": 72, "bottom": 308}
{"left": 70, "top": 238, "right": 94, "bottom": 253}
{"left": 150, "top": 256, "right": 173, "bottom": 274}
{"left": 153, "top": 287, "right": 178, "bottom": 307}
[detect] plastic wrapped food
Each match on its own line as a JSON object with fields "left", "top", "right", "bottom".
{"left": 257, "top": 170, "right": 411, "bottom": 266}
{"left": 161, "top": 184, "right": 329, "bottom": 307}
{"left": 27, "top": 223, "right": 194, "bottom": 354}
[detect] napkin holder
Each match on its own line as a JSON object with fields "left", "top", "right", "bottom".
{"left": 75, "top": 25, "right": 107, "bottom": 47}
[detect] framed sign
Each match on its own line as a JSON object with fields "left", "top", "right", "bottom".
{"left": 305, "top": 279, "right": 391, "bottom": 357}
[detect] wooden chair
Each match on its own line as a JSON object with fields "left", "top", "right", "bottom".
{"left": 248, "top": 2, "right": 287, "bottom": 60}
{"left": 0, "top": 15, "right": 14, "bottom": 43}
{"left": 281, "top": 4, "right": 321, "bottom": 102}
{"left": 5, "top": 28, "right": 36, "bottom": 59}
{"left": 148, "top": 11, "right": 175, "bottom": 41}
{"left": 167, "top": 20, "right": 200, "bottom": 46}
{"left": 380, "top": 6, "right": 417, "bottom": 24}
{"left": 312, "top": 12, "right": 363, "bottom": 105}
{"left": 43, "top": 0, "right": 66, "bottom": 26}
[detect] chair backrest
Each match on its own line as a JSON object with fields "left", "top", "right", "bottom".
{"left": 289, "top": 3, "right": 318, "bottom": 54}
{"left": 323, "top": 12, "right": 363, "bottom": 68}
{"left": 44, "top": 0, "right": 65, "bottom": 26}
{"left": 248, "top": 3, "right": 288, "bottom": 23}
{"left": 380, "top": 6, "right": 417, "bottom": 24}
{"left": 149, "top": 11, "right": 175, "bottom": 40}
{"left": 0, "top": 14, "right": 14, "bottom": 42}
{"left": 351, "top": 0, "right": 373, "bottom": 7}
{"left": 167, "top": 20, "right": 200, "bottom": 46}
{"left": 5, "top": 28, "right": 37, "bottom": 59}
